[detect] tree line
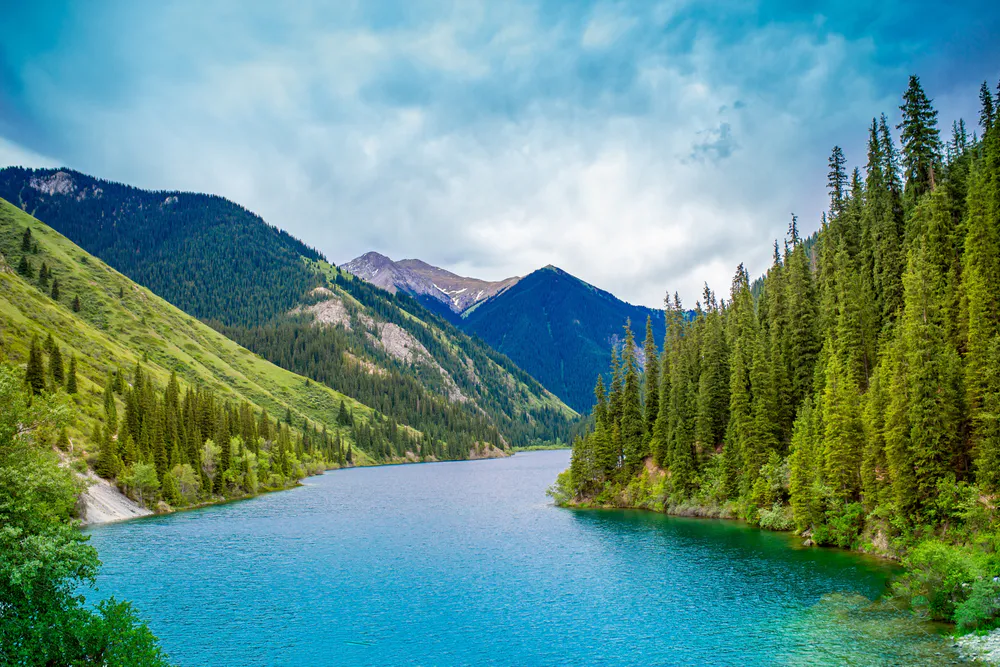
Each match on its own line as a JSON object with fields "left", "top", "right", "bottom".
{"left": 565, "top": 75, "right": 1000, "bottom": 569}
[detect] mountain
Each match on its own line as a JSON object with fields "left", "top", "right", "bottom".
{"left": 342, "top": 253, "right": 667, "bottom": 411}
{"left": 459, "top": 266, "right": 665, "bottom": 412}
{"left": 0, "top": 196, "right": 377, "bottom": 489}
{"left": 0, "top": 168, "right": 576, "bottom": 451}
{"left": 0, "top": 167, "right": 324, "bottom": 327}
{"left": 343, "top": 251, "right": 519, "bottom": 321}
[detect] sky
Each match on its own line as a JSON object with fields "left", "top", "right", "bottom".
{"left": 1, "top": 1, "right": 998, "bottom": 308}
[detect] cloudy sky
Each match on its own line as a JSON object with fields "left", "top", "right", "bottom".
{"left": 2, "top": 1, "right": 998, "bottom": 308}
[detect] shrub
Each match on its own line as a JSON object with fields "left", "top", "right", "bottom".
{"left": 955, "top": 579, "right": 1000, "bottom": 631}
{"left": 893, "top": 541, "right": 990, "bottom": 621}
{"left": 758, "top": 503, "right": 795, "bottom": 531}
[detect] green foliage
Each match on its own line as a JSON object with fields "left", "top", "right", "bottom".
{"left": 560, "top": 78, "right": 1000, "bottom": 634}
{"left": 893, "top": 540, "right": 997, "bottom": 622}
{"left": 955, "top": 579, "right": 1000, "bottom": 631}
{"left": 0, "top": 362, "right": 171, "bottom": 666}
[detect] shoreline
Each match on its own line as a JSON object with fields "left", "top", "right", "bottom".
{"left": 80, "top": 446, "right": 519, "bottom": 527}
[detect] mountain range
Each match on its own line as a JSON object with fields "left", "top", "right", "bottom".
{"left": 0, "top": 165, "right": 663, "bottom": 421}
{"left": 343, "top": 252, "right": 665, "bottom": 411}
{"left": 0, "top": 168, "right": 576, "bottom": 457}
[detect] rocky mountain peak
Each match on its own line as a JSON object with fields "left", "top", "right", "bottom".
{"left": 343, "top": 252, "right": 520, "bottom": 315}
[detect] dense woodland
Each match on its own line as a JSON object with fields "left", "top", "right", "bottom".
{"left": 0, "top": 168, "right": 325, "bottom": 327}
{"left": 561, "top": 76, "right": 1000, "bottom": 629}
{"left": 221, "top": 270, "right": 577, "bottom": 450}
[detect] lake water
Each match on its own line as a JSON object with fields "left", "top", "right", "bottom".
{"left": 85, "top": 450, "right": 960, "bottom": 666}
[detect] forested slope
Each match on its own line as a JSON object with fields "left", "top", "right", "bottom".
{"left": 0, "top": 199, "right": 492, "bottom": 512}
{"left": 0, "top": 168, "right": 323, "bottom": 327}
{"left": 0, "top": 169, "right": 578, "bottom": 451}
{"left": 558, "top": 76, "right": 1000, "bottom": 630}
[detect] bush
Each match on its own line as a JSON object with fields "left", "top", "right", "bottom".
{"left": 955, "top": 579, "right": 1000, "bottom": 631}
{"left": 823, "top": 501, "right": 865, "bottom": 548}
{"left": 893, "top": 541, "right": 992, "bottom": 621}
{"left": 758, "top": 503, "right": 795, "bottom": 531}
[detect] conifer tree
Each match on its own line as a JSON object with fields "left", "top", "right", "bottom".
{"left": 821, "top": 348, "right": 864, "bottom": 500}
{"left": 980, "top": 81, "right": 995, "bottom": 132}
{"left": 25, "top": 337, "right": 45, "bottom": 395}
{"left": 17, "top": 255, "right": 31, "bottom": 278}
{"left": 884, "top": 244, "right": 963, "bottom": 522}
{"left": 642, "top": 316, "right": 659, "bottom": 439}
{"left": 50, "top": 277, "right": 60, "bottom": 301}
{"left": 38, "top": 263, "right": 49, "bottom": 291}
{"left": 898, "top": 75, "right": 942, "bottom": 200}
{"left": 104, "top": 380, "right": 118, "bottom": 434}
{"left": 827, "top": 146, "right": 848, "bottom": 217}
{"left": 66, "top": 355, "right": 78, "bottom": 394}
{"left": 20, "top": 227, "right": 32, "bottom": 253}
{"left": 619, "top": 321, "right": 645, "bottom": 476}
{"left": 788, "top": 398, "right": 821, "bottom": 531}
{"left": 724, "top": 264, "right": 754, "bottom": 498}
{"left": 72, "top": 295, "right": 81, "bottom": 312}
{"left": 695, "top": 289, "right": 728, "bottom": 452}
{"left": 49, "top": 345, "right": 64, "bottom": 386}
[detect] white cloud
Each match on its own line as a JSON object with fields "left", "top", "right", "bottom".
{"left": 3, "top": 1, "right": 985, "bottom": 308}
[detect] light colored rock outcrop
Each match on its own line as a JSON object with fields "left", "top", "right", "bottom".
{"left": 79, "top": 473, "right": 153, "bottom": 525}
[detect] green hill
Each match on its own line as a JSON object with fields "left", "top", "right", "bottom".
{"left": 0, "top": 167, "right": 324, "bottom": 327}
{"left": 0, "top": 199, "right": 402, "bottom": 509}
{"left": 0, "top": 168, "right": 577, "bottom": 451}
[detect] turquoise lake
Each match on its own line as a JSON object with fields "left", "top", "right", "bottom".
{"left": 85, "top": 450, "right": 960, "bottom": 666}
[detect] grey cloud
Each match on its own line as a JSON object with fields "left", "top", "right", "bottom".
{"left": 688, "top": 122, "right": 738, "bottom": 162}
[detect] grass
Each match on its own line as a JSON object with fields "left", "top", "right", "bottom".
{"left": 0, "top": 198, "right": 373, "bottom": 463}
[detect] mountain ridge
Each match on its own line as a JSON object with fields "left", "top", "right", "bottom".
{"left": 343, "top": 251, "right": 520, "bottom": 319}
{"left": 0, "top": 168, "right": 576, "bottom": 452}
{"left": 342, "top": 253, "right": 666, "bottom": 412}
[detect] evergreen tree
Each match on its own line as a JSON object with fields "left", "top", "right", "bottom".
{"left": 980, "top": 81, "right": 995, "bottom": 132}
{"left": 49, "top": 277, "right": 60, "bottom": 301}
{"left": 898, "top": 75, "right": 942, "bottom": 200}
{"left": 821, "top": 348, "right": 864, "bottom": 500}
{"left": 25, "top": 337, "right": 45, "bottom": 395}
{"left": 642, "top": 316, "right": 659, "bottom": 439}
{"left": 827, "top": 146, "right": 848, "bottom": 217}
{"left": 72, "top": 295, "right": 81, "bottom": 312}
{"left": 49, "top": 345, "right": 64, "bottom": 386}
{"left": 104, "top": 380, "right": 118, "bottom": 434}
{"left": 20, "top": 227, "right": 32, "bottom": 253}
{"left": 17, "top": 255, "right": 31, "bottom": 278}
{"left": 66, "top": 355, "right": 78, "bottom": 394}
{"left": 619, "top": 321, "right": 645, "bottom": 476}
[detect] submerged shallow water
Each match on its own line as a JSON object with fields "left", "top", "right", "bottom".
{"left": 86, "top": 450, "right": 960, "bottom": 666}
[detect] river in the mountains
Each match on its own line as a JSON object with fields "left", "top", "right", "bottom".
{"left": 85, "top": 450, "right": 963, "bottom": 666}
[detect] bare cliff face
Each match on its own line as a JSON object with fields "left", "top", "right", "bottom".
{"left": 342, "top": 252, "right": 519, "bottom": 315}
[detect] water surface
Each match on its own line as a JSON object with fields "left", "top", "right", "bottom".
{"left": 86, "top": 450, "right": 958, "bottom": 665}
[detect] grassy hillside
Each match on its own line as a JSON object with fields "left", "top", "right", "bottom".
{"left": 0, "top": 198, "right": 374, "bottom": 465}
{"left": 0, "top": 168, "right": 578, "bottom": 450}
